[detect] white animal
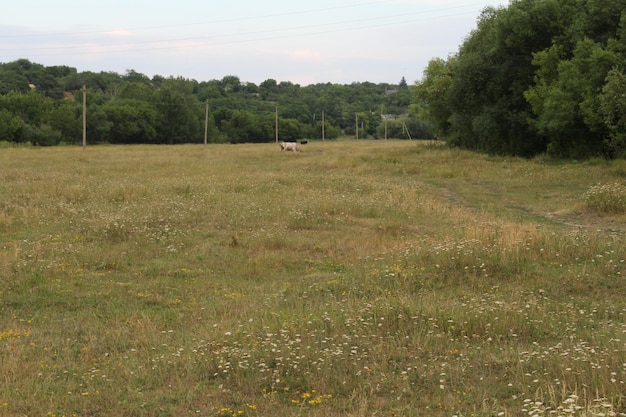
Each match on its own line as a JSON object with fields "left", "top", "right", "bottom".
{"left": 280, "top": 141, "right": 299, "bottom": 152}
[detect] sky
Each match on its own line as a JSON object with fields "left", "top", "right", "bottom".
{"left": 0, "top": 0, "right": 508, "bottom": 86}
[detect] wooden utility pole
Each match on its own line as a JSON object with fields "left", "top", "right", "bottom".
{"left": 82, "top": 84, "right": 86, "bottom": 150}
{"left": 382, "top": 105, "right": 387, "bottom": 140}
{"left": 384, "top": 117, "right": 388, "bottom": 140}
{"left": 321, "top": 110, "right": 325, "bottom": 141}
{"left": 275, "top": 105, "right": 278, "bottom": 143}
{"left": 355, "top": 113, "right": 358, "bottom": 140}
{"left": 204, "top": 99, "right": 209, "bottom": 145}
{"left": 403, "top": 122, "right": 412, "bottom": 140}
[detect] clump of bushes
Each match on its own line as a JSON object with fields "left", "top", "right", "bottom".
{"left": 584, "top": 182, "right": 626, "bottom": 213}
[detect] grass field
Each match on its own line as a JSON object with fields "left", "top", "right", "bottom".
{"left": 1, "top": 140, "right": 625, "bottom": 417}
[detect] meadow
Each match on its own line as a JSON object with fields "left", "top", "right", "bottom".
{"left": 1, "top": 140, "right": 625, "bottom": 417}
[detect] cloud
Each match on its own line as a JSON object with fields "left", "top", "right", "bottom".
{"left": 283, "top": 49, "right": 323, "bottom": 62}
{"left": 0, "top": 0, "right": 510, "bottom": 85}
{"left": 105, "top": 28, "right": 133, "bottom": 37}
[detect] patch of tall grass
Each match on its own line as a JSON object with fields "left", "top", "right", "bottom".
{"left": 0, "top": 141, "right": 625, "bottom": 416}
{"left": 584, "top": 182, "right": 626, "bottom": 214}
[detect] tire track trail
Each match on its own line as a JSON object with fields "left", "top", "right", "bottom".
{"left": 432, "top": 180, "right": 626, "bottom": 234}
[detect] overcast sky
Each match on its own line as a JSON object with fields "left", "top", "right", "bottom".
{"left": 0, "top": 0, "right": 508, "bottom": 85}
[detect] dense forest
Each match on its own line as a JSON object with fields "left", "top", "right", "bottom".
{"left": 0, "top": 59, "right": 419, "bottom": 146}
{"left": 414, "top": 0, "right": 626, "bottom": 159}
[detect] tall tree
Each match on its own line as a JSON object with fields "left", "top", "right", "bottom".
{"left": 527, "top": 32, "right": 624, "bottom": 157}
{"left": 103, "top": 99, "right": 158, "bottom": 144}
{"left": 415, "top": 0, "right": 626, "bottom": 158}
{"left": 153, "top": 79, "right": 202, "bottom": 144}
{"left": 601, "top": 68, "right": 626, "bottom": 157}
{"left": 414, "top": 58, "right": 454, "bottom": 138}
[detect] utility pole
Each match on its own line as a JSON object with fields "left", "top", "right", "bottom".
{"left": 82, "top": 84, "right": 86, "bottom": 151}
{"left": 385, "top": 117, "right": 388, "bottom": 140}
{"left": 403, "top": 122, "right": 412, "bottom": 140}
{"left": 204, "top": 99, "right": 209, "bottom": 145}
{"left": 321, "top": 110, "right": 325, "bottom": 141}
{"left": 355, "top": 113, "right": 358, "bottom": 140}
{"left": 382, "top": 105, "right": 387, "bottom": 140}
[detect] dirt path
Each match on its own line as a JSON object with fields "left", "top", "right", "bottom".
{"left": 435, "top": 181, "right": 626, "bottom": 234}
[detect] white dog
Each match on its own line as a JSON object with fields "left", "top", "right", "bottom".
{"left": 280, "top": 142, "right": 299, "bottom": 152}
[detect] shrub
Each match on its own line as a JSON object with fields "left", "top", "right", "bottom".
{"left": 24, "top": 124, "right": 62, "bottom": 146}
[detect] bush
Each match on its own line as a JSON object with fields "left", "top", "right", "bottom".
{"left": 24, "top": 124, "right": 62, "bottom": 146}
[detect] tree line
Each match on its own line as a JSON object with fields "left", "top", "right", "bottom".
{"left": 0, "top": 59, "right": 424, "bottom": 146}
{"left": 4, "top": 0, "right": 624, "bottom": 159}
{"left": 415, "top": 0, "right": 626, "bottom": 159}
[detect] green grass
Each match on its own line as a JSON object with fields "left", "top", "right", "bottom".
{"left": 1, "top": 140, "right": 625, "bottom": 417}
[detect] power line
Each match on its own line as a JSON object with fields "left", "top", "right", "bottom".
{"left": 0, "top": 4, "right": 491, "bottom": 57}
{"left": 0, "top": 0, "right": 395, "bottom": 39}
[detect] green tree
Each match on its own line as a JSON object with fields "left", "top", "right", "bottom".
{"left": 85, "top": 103, "right": 112, "bottom": 144}
{"left": 0, "top": 58, "right": 416, "bottom": 146}
{"left": 601, "top": 68, "right": 626, "bottom": 157}
{"left": 278, "top": 118, "right": 302, "bottom": 141}
{"left": 414, "top": 58, "right": 454, "bottom": 137}
{"left": 0, "top": 91, "right": 52, "bottom": 125}
{"left": 0, "top": 90, "right": 61, "bottom": 144}
{"left": 446, "top": 1, "right": 566, "bottom": 156}
{"left": 0, "top": 69, "right": 29, "bottom": 94}
{"left": 220, "top": 75, "right": 242, "bottom": 94}
{"left": 49, "top": 99, "right": 82, "bottom": 144}
{"left": 259, "top": 79, "right": 278, "bottom": 100}
{"left": 221, "top": 110, "right": 254, "bottom": 143}
{"left": 222, "top": 111, "right": 274, "bottom": 143}
{"left": 124, "top": 69, "right": 150, "bottom": 83}
{"left": 527, "top": 38, "right": 621, "bottom": 158}
{"left": 412, "top": 0, "right": 626, "bottom": 158}
{"left": 118, "top": 82, "right": 155, "bottom": 101}
{"left": 102, "top": 99, "right": 158, "bottom": 144}
{"left": 24, "top": 123, "right": 62, "bottom": 146}
{"left": 153, "top": 79, "right": 202, "bottom": 144}
{"left": 0, "top": 109, "right": 26, "bottom": 142}
{"left": 197, "top": 81, "right": 223, "bottom": 102}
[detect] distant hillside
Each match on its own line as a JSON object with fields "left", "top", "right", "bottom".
{"left": 0, "top": 59, "right": 429, "bottom": 145}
